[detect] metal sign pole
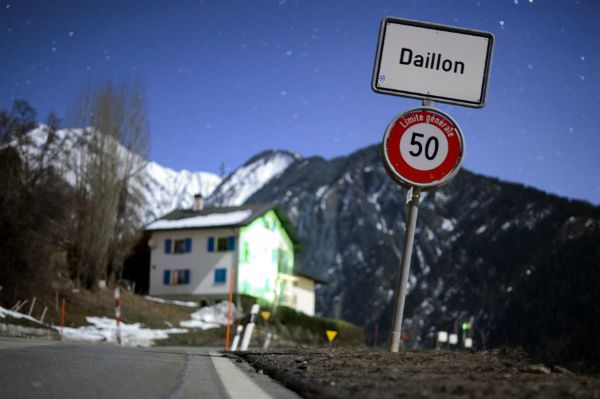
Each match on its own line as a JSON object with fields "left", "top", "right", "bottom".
{"left": 389, "top": 186, "right": 421, "bottom": 352}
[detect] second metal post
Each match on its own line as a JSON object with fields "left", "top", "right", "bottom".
{"left": 388, "top": 186, "right": 421, "bottom": 352}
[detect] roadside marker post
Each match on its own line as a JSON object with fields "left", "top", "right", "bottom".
{"left": 40, "top": 306, "right": 48, "bottom": 324}
{"left": 449, "top": 334, "right": 459, "bottom": 346}
{"left": 60, "top": 298, "right": 65, "bottom": 339}
{"left": 114, "top": 287, "right": 121, "bottom": 345}
{"left": 372, "top": 17, "right": 494, "bottom": 353}
{"left": 240, "top": 304, "right": 260, "bottom": 351}
{"left": 225, "top": 269, "right": 236, "bottom": 352}
{"left": 326, "top": 330, "right": 338, "bottom": 352}
{"left": 260, "top": 311, "right": 271, "bottom": 321}
{"left": 230, "top": 325, "right": 243, "bottom": 351}
{"left": 461, "top": 322, "right": 472, "bottom": 347}
{"left": 260, "top": 311, "right": 272, "bottom": 350}
{"left": 14, "top": 299, "right": 27, "bottom": 313}
{"left": 28, "top": 296, "right": 36, "bottom": 316}
{"left": 436, "top": 331, "right": 449, "bottom": 349}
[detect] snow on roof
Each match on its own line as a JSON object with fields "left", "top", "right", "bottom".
{"left": 146, "top": 209, "right": 252, "bottom": 230}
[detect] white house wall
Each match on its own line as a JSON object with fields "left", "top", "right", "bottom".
{"left": 149, "top": 228, "right": 238, "bottom": 297}
{"left": 294, "top": 277, "right": 316, "bottom": 316}
{"left": 238, "top": 210, "right": 294, "bottom": 303}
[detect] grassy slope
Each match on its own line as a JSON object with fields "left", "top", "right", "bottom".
{"left": 1, "top": 288, "right": 364, "bottom": 349}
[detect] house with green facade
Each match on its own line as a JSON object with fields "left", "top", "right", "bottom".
{"left": 146, "top": 200, "right": 318, "bottom": 315}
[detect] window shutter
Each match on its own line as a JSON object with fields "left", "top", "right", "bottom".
{"left": 164, "top": 239, "right": 172, "bottom": 254}
{"left": 163, "top": 270, "right": 171, "bottom": 285}
{"left": 208, "top": 237, "right": 214, "bottom": 252}
{"left": 185, "top": 238, "right": 192, "bottom": 253}
{"left": 228, "top": 236, "right": 236, "bottom": 251}
{"left": 183, "top": 269, "right": 190, "bottom": 284}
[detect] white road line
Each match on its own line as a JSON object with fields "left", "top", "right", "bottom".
{"left": 209, "top": 352, "right": 273, "bottom": 399}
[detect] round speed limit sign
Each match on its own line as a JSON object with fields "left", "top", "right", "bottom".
{"left": 382, "top": 107, "right": 464, "bottom": 189}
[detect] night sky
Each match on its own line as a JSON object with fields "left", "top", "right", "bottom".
{"left": 2, "top": 0, "right": 599, "bottom": 204}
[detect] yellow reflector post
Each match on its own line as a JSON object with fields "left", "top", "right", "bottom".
{"left": 326, "top": 330, "right": 338, "bottom": 342}
{"left": 260, "top": 311, "right": 271, "bottom": 321}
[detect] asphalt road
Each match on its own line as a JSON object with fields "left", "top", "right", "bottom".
{"left": 0, "top": 337, "right": 299, "bottom": 399}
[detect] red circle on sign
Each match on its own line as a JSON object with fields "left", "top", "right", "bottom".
{"left": 382, "top": 107, "right": 464, "bottom": 189}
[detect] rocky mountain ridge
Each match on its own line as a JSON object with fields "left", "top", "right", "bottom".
{"left": 243, "top": 144, "right": 600, "bottom": 368}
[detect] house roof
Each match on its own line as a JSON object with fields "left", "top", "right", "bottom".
{"left": 146, "top": 203, "right": 302, "bottom": 249}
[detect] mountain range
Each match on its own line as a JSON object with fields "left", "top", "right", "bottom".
{"left": 204, "top": 145, "right": 600, "bottom": 369}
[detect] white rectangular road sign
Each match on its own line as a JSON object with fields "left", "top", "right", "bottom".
{"left": 372, "top": 17, "right": 494, "bottom": 108}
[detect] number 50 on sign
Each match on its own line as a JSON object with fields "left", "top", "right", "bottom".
{"left": 382, "top": 107, "right": 464, "bottom": 189}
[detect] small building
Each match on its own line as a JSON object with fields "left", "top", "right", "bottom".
{"left": 146, "top": 198, "right": 319, "bottom": 315}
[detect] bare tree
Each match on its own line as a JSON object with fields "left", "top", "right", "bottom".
{"left": 68, "top": 78, "right": 149, "bottom": 288}
{"left": 0, "top": 101, "right": 71, "bottom": 304}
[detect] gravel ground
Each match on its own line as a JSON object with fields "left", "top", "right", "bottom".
{"left": 238, "top": 348, "right": 600, "bottom": 399}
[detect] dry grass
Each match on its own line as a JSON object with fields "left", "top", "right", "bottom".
{"left": 6, "top": 287, "right": 197, "bottom": 329}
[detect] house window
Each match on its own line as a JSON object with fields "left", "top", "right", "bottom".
{"left": 214, "top": 268, "right": 227, "bottom": 284}
{"left": 163, "top": 269, "right": 190, "bottom": 285}
{"left": 217, "top": 237, "right": 228, "bottom": 252}
{"left": 165, "top": 238, "right": 191, "bottom": 254}
{"left": 208, "top": 236, "right": 236, "bottom": 252}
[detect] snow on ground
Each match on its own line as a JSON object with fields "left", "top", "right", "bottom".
{"left": 61, "top": 317, "right": 187, "bottom": 347}
{"left": 476, "top": 225, "right": 488, "bottom": 235}
{"left": 143, "top": 296, "right": 199, "bottom": 307}
{"left": 180, "top": 301, "right": 240, "bottom": 329}
{"left": 1, "top": 301, "right": 238, "bottom": 347}
{"left": 0, "top": 305, "right": 43, "bottom": 324}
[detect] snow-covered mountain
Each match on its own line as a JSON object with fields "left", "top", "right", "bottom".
{"left": 206, "top": 149, "right": 300, "bottom": 206}
{"left": 19, "top": 126, "right": 299, "bottom": 222}
{"left": 142, "top": 161, "right": 220, "bottom": 221}
{"left": 19, "top": 126, "right": 221, "bottom": 223}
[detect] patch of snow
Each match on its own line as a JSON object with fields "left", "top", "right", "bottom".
{"left": 441, "top": 218, "right": 455, "bottom": 232}
{"left": 425, "top": 228, "right": 435, "bottom": 241}
{"left": 435, "top": 191, "right": 450, "bottom": 203}
{"left": 60, "top": 316, "right": 187, "bottom": 347}
{"left": 315, "top": 186, "right": 329, "bottom": 198}
{"left": 180, "top": 302, "right": 240, "bottom": 329}
{"left": 0, "top": 305, "right": 44, "bottom": 324}
{"left": 147, "top": 210, "right": 252, "bottom": 230}
{"left": 209, "top": 151, "right": 297, "bottom": 206}
{"left": 387, "top": 289, "right": 394, "bottom": 302}
{"left": 501, "top": 222, "right": 511, "bottom": 230}
{"left": 475, "top": 225, "right": 487, "bottom": 235}
{"left": 143, "top": 296, "right": 199, "bottom": 307}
